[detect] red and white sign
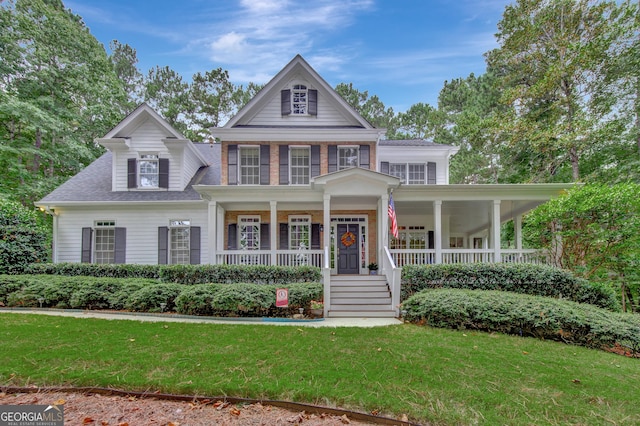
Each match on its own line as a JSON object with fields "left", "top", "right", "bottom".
{"left": 276, "top": 288, "right": 288, "bottom": 307}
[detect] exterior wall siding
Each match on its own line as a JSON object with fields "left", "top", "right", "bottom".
{"left": 54, "top": 204, "right": 209, "bottom": 264}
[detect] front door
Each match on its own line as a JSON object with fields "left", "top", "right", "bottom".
{"left": 337, "top": 223, "right": 359, "bottom": 274}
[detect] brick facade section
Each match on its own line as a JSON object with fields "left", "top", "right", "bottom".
{"left": 221, "top": 141, "right": 377, "bottom": 186}
{"left": 224, "top": 209, "right": 378, "bottom": 266}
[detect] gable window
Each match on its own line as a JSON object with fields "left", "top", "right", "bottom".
{"left": 139, "top": 154, "right": 159, "bottom": 188}
{"left": 338, "top": 146, "right": 359, "bottom": 170}
{"left": 290, "top": 147, "right": 310, "bottom": 185}
{"left": 170, "top": 220, "right": 191, "bottom": 264}
{"left": 94, "top": 221, "right": 116, "bottom": 264}
{"left": 292, "top": 84, "right": 308, "bottom": 114}
{"left": 239, "top": 216, "right": 261, "bottom": 250}
{"left": 239, "top": 146, "right": 260, "bottom": 185}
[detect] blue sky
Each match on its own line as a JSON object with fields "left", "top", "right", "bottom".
{"left": 66, "top": 0, "right": 512, "bottom": 113}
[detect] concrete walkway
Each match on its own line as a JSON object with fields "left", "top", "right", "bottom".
{"left": 1, "top": 308, "right": 403, "bottom": 328}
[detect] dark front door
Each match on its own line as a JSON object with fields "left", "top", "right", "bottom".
{"left": 337, "top": 224, "right": 359, "bottom": 274}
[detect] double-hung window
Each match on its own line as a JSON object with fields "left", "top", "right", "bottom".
{"left": 290, "top": 147, "right": 310, "bottom": 185}
{"left": 408, "top": 164, "right": 425, "bottom": 184}
{"left": 139, "top": 154, "right": 159, "bottom": 188}
{"left": 338, "top": 146, "right": 359, "bottom": 170}
{"left": 170, "top": 220, "right": 190, "bottom": 264}
{"left": 239, "top": 146, "right": 260, "bottom": 185}
{"left": 292, "top": 84, "right": 308, "bottom": 114}
{"left": 389, "top": 164, "right": 406, "bottom": 182}
{"left": 94, "top": 221, "right": 115, "bottom": 264}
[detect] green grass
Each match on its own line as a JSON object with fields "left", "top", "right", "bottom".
{"left": 1, "top": 314, "right": 638, "bottom": 425}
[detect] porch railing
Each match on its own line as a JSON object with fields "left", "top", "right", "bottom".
{"left": 383, "top": 246, "right": 402, "bottom": 317}
{"left": 389, "top": 248, "right": 547, "bottom": 265}
{"left": 216, "top": 249, "right": 324, "bottom": 267}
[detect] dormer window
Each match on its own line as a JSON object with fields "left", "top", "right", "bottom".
{"left": 292, "top": 85, "right": 307, "bottom": 114}
{"left": 127, "top": 155, "right": 169, "bottom": 189}
{"left": 139, "top": 154, "right": 159, "bottom": 188}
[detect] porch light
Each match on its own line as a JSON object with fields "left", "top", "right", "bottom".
{"left": 38, "top": 297, "right": 44, "bottom": 308}
{"left": 160, "top": 302, "right": 167, "bottom": 312}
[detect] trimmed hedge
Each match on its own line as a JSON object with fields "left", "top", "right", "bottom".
{"left": 403, "top": 288, "right": 640, "bottom": 354}
{"left": 22, "top": 263, "right": 322, "bottom": 284}
{"left": 401, "top": 263, "right": 619, "bottom": 311}
{"left": 0, "top": 274, "right": 322, "bottom": 317}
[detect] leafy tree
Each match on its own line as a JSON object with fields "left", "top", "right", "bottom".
{"left": 0, "top": 0, "right": 127, "bottom": 204}
{"left": 143, "top": 65, "right": 190, "bottom": 134}
{"left": 0, "top": 198, "right": 50, "bottom": 273}
{"left": 186, "top": 68, "right": 236, "bottom": 142}
{"left": 334, "top": 83, "right": 397, "bottom": 136}
{"left": 109, "top": 39, "right": 144, "bottom": 113}
{"left": 396, "top": 102, "right": 446, "bottom": 141}
{"left": 526, "top": 183, "right": 640, "bottom": 311}
{"left": 487, "top": 0, "right": 624, "bottom": 182}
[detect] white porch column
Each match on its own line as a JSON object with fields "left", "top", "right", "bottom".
{"left": 208, "top": 201, "right": 217, "bottom": 264}
{"left": 270, "top": 201, "right": 277, "bottom": 265}
{"left": 514, "top": 214, "right": 523, "bottom": 250}
{"left": 434, "top": 200, "right": 442, "bottom": 264}
{"left": 323, "top": 194, "right": 331, "bottom": 251}
{"left": 492, "top": 200, "right": 501, "bottom": 263}
{"left": 216, "top": 204, "right": 225, "bottom": 256}
{"left": 380, "top": 193, "right": 389, "bottom": 263}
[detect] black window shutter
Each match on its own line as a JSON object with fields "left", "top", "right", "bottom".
{"left": 260, "top": 145, "right": 270, "bottom": 185}
{"left": 308, "top": 89, "right": 318, "bottom": 116}
{"left": 428, "top": 231, "right": 435, "bottom": 250}
{"left": 328, "top": 145, "right": 337, "bottom": 173}
{"left": 427, "top": 162, "right": 437, "bottom": 184}
{"left": 279, "top": 223, "right": 289, "bottom": 249}
{"left": 114, "top": 227, "right": 126, "bottom": 264}
{"left": 228, "top": 145, "right": 238, "bottom": 185}
{"left": 311, "top": 223, "right": 321, "bottom": 249}
{"left": 279, "top": 145, "right": 289, "bottom": 185}
{"left": 159, "top": 158, "right": 169, "bottom": 188}
{"left": 158, "top": 226, "right": 169, "bottom": 265}
{"left": 260, "top": 223, "right": 270, "bottom": 250}
{"left": 228, "top": 224, "right": 237, "bottom": 249}
{"left": 190, "top": 226, "right": 201, "bottom": 264}
{"left": 81, "top": 227, "right": 92, "bottom": 263}
{"left": 127, "top": 158, "right": 137, "bottom": 188}
{"left": 281, "top": 89, "right": 291, "bottom": 115}
{"left": 311, "top": 145, "right": 320, "bottom": 177}
{"left": 158, "top": 227, "right": 168, "bottom": 264}
{"left": 359, "top": 144, "right": 370, "bottom": 169}
{"left": 381, "top": 161, "right": 390, "bottom": 174}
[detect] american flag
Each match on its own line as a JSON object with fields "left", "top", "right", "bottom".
{"left": 388, "top": 194, "right": 399, "bottom": 239}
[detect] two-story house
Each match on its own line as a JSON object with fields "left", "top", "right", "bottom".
{"left": 37, "top": 55, "right": 570, "bottom": 317}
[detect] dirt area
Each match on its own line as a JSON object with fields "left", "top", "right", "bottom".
{"left": 0, "top": 390, "right": 396, "bottom": 425}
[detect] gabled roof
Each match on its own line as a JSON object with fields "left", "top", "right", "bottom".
{"left": 224, "top": 55, "right": 374, "bottom": 129}
{"left": 103, "top": 103, "right": 185, "bottom": 139}
{"left": 36, "top": 144, "right": 220, "bottom": 205}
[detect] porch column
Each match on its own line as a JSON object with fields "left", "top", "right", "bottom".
{"left": 270, "top": 201, "right": 277, "bottom": 265}
{"left": 208, "top": 201, "right": 217, "bottom": 264}
{"left": 492, "top": 200, "right": 501, "bottom": 263}
{"left": 323, "top": 194, "right": 331, "bottom": 252}
{"left": 434, "top": 200, "right": 442, "bottom": 264}
{"left": 216, "top": 204, "right": 225, "bottom": 259}
{"left": 380, "top": 193, "right": 389, "bottom": 262}
{"left": 514, "top": 214, "right": 523, "bottom": 250}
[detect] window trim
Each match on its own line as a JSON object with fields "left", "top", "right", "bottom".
{"left": 288, "top": 215, "right": 311, "bottom": 250}
{"left": 93, "top": 220, "right": 116, "bottom": 264}
{"left": 238, "top": 215, "right": 261, "bottom": 250}
{"left": 169, "top": 219, "right": 191, "bottom": 265}
{"left": 138, "top": 154, "right": 159, "bottom": 188}
{"left": 338, "top": 145, "right": 360, "bottom": 170}
{"left": 289, "top": 146, "right": 311, "bottom": 185}
{"left": 238, "top": 145, "right": 260, "bottom": 185}
{"left": 291, "top": 84, "right": 308, "bottom": 115}
{"left": 388, "top": 162, "right": 427, "bottom": 184}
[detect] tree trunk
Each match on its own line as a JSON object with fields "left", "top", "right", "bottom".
{"left": 32, "top": 128, "right": 42, "bottom": 173}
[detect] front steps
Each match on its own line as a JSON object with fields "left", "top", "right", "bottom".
{"left": 328, "top": 275, "right": 396, "bottom": 318}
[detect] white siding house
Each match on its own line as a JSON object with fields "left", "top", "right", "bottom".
{"left": 37, "top": 55, "right": 572, "bottom": 317}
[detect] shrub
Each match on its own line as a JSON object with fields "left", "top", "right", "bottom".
{"left": 403, "top": 288, "right": 640, "bottom": 354}
{"left": 0, "top": 200, "right": 50, "bottom": 274}
{"left": 211, "top": 283, "right": 276, "bottom": 316}
{"left": 401, "top": 263, "right": 619, "bottom": 311}
{"left": 174, "top": 284, "right": 222, "bottom": 316}
{"left": 24, "top": 263, "right": 161, "bottom": 279}
{"left": 158, "top": 264, "right": 322, "bottom": 285}
{"left": 125, "top": 283, "right": 183, "bottom": 312}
